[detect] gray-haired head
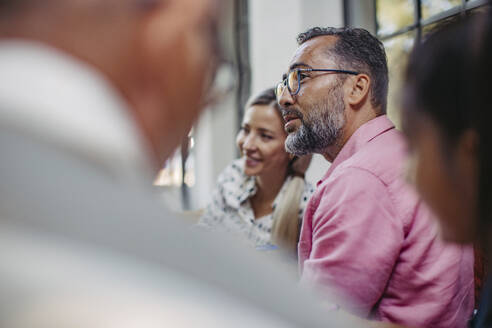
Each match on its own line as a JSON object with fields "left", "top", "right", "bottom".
{"left": 297, "top": 27, "right": 388, "bottom": 114}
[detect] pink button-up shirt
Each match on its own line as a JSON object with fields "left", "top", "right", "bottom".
{"left": 298, "top": 115, "right": 474, "bottom": 327}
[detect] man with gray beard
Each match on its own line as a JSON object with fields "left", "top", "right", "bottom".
{"left": 282, "top": 77, "right": 346, "bottom": 155}
{"left": 276, "top": 27, "right": 474, "bottom": 327}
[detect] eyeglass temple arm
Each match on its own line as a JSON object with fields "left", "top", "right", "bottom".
{"left": 303, "top": 68, "right": 359, "bottom": 75}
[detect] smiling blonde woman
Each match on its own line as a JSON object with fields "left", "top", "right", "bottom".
{"left": 198, "top": 88, "right": 314, "bottom": 253}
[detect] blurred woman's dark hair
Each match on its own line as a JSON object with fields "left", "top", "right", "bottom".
{"left": 402, "top": 8, "right": 492, "bottom": 242}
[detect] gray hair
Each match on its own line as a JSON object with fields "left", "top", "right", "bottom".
{"left": 297, "top": 27, "right": 388, "bottom": 114}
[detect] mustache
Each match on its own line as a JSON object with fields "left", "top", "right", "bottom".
{"left": 281, "top": 108, "right": 304, "bottom": 120}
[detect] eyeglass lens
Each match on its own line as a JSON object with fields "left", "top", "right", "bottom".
{"left": 287, "top": 70, "right": 299, "bottom": 94}
{"left": 276, "top": 70, "right": 301, "bottom": 97}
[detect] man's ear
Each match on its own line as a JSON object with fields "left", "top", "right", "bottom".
{"left": 345, "top": 74, "right": 370, "bottom": 108}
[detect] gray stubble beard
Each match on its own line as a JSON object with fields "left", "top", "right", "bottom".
{"left": 285, "top": 85, "right": 346, "bottom": 156}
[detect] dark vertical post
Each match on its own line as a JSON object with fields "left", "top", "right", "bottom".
{"left": 373, "top": 0, "right": 379, "bottom": 35}
{"left": 343, "top": 0, "right": 351, "bottom": 26}
{"left": 234, "top": 0, "right": 251, "bottom": 153}
{"left": 415, "top": 0, "right": 422, "bottom": 43}
{"left": 180, "top": 135, "right": 190, "bottom": 210}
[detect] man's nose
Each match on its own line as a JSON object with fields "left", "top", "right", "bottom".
{"left": 277, "top": 87, "right": 295, "bottom": 108}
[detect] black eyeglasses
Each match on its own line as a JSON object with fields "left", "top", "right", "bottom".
{"left": 275, "top": 68, "right": 359, "bottom": 97}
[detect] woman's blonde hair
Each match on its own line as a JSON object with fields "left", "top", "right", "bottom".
{"left": 248, "top": 88, "right": 306, "bottom": 254}
{"left": 271, "top": 175, "right": 305, "bottom": 254}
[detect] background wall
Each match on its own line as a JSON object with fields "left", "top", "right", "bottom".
{"left": 249, "top": 0, "right": 344, "bottom": 95}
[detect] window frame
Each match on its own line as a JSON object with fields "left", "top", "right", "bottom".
{"left": 375, "top": 0, "right": 490, "bottom": 42}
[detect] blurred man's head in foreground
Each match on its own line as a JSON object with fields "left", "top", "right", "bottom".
{"left": 0, "top": 0, "right": 220, "bottom": 166}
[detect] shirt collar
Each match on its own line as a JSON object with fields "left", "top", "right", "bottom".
{"left": 317, "top": 115, "right": 395, "bottom": 186}
{"left": 0, "top": 40, "right": 155, "bottom": 185}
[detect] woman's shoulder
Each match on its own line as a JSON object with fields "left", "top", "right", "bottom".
{"left": 216, "top": 159, "right": 255, "bottom": 206}
{"left": 299, "top": 181, "right": 315, "bottom": 210}
{"left": 303, "top": 180, "right": 315, "bottom": 196}
{"left": 217, "top": 158, "right": 247, "bottom": 184}
{"left": 283, "top": 175, "right": 315, "bottom": 195}
{"left": 296, "top": 179, "right": 314, "bottom": 207}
